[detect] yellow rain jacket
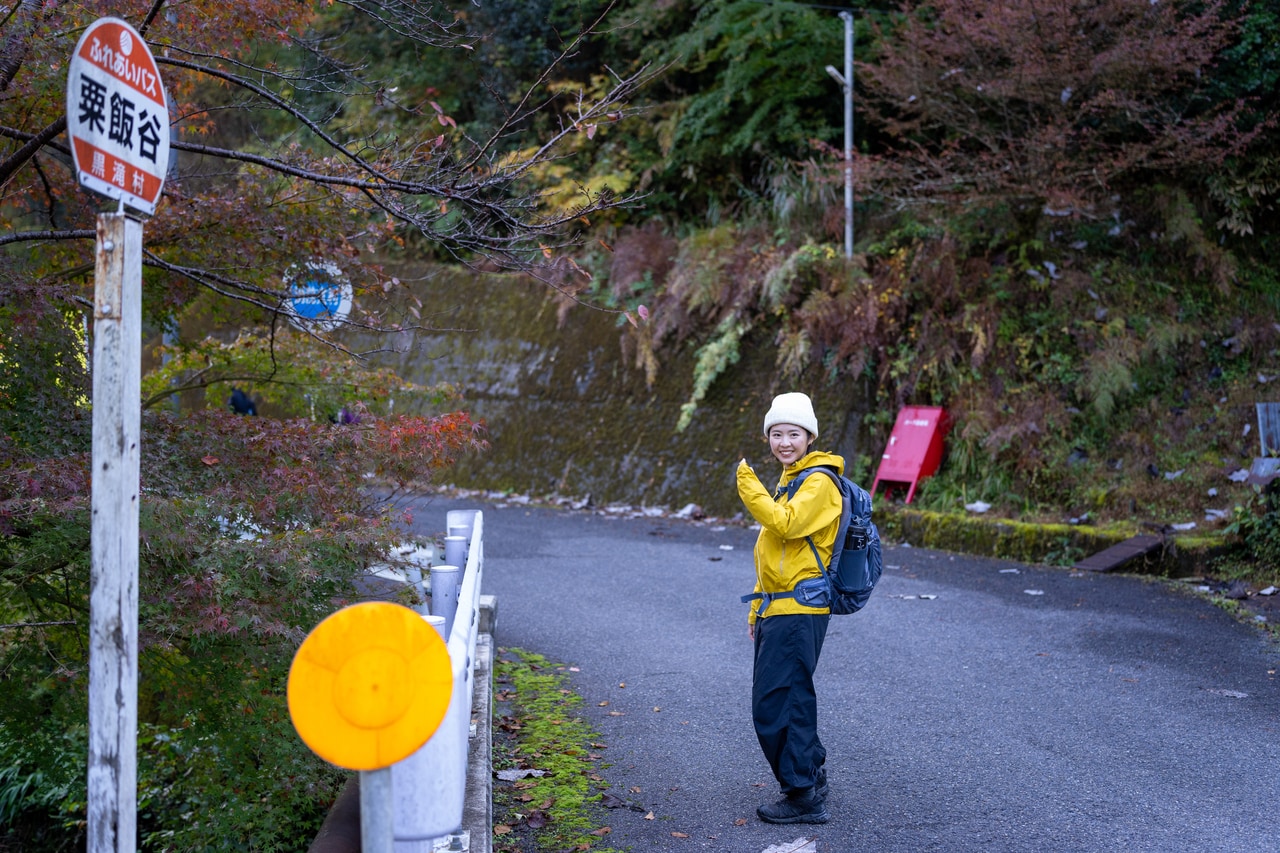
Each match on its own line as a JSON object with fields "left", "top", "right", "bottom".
{"left": 737, "top": 450, "right": 846, "bottom": 624}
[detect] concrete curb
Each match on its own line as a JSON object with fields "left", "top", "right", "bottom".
{"left": 462, "top": 631, "right": 494, "bottom": 853}
{"left": 879, "top": 505, "right": 1230, "bottom": 574}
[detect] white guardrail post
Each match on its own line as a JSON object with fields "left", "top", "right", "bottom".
{"left": 391, "top": 509, "right": 483, "bottom": 851}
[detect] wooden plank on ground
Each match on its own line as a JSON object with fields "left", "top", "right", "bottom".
{"left": 1073, "top": 535, "right": 1163, "bottom": 573}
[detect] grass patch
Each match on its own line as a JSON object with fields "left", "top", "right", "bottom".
{"left": 491, "top": 648, "right": 621, "bottom": 853}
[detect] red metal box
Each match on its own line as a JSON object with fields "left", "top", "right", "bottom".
{"left": 870, "top": 406, "right": 949, "bottom": 504}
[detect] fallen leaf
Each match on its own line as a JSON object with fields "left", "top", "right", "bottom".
{"left": 589, "top": 827, "right": 612, "bottom": 837}
{"left": 493, "top": 825, "right": 512, "bottom": 835}
{"left": 671, "top": 832, "right": 689, "bottom": 838}
{"left": 201, "top": 456, "right": 219, "bottom": 466}
{"left": 526, "top": 809, "right": 549, "bottom": 829}
{"left": 653, "top": 706, "right": 661, "bottom": 712}
{"left": 600, "top": 793, "right": 626, "bottom": 809}
{"left": 645, "top": 811, "right": 655, "bottom": 820}
{"left": 734, "top": 818, "right": 748, "bottom": 826}
{"left": 607, "top": 711, "right": 626, "bottom": 716}
{"left": 598, "top": 701, "right": 610, "bottom": 707}
{"left": 629, "top": 786, "right": 642, "bottom": 794}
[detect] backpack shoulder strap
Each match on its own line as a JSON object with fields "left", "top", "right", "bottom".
{"left": 772, "top": 467, "right": 814, "bottom": 502}
{"left": 787, "top": 465, "right": 847, "bottom": 593}
{"left": 798, "top": 465, "right": 851, "bottom": 577}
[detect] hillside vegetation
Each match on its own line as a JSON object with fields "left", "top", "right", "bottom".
{"left": 449, "top": 0, "right": 1280, "bottom": 582}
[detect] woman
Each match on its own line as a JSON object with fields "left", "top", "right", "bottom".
{"left": 737, "top": 391, "right": 843, "bottom": 825}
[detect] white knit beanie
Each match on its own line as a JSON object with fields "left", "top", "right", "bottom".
{"left": 762, "top": 392, "right": 819, "bottom": 438}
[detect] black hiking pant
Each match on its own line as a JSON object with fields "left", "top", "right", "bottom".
{"left": 752, "top": 612, "right": 829, "bottom": 795}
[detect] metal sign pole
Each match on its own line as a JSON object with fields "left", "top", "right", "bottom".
{"left": 825, "top": 12, "right": 856, "bottom": 258}
{"left": 87, "top": 212, "right": 143, "bottom": 853}
{"left": 842, "top": 10, "right": 854, "bottom": 258}
{"left": 360, "top": 768, "right": 395, "bottom": 853}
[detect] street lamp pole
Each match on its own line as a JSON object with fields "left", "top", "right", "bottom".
{"left": 825, "top": 11, "right": 855, "bottom": 258}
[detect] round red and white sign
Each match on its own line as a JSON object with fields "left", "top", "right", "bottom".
{"left": 66, "top": 17, "right": 170, "bottom": 215}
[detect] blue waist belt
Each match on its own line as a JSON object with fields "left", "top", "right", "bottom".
{"left": 741, "top": 576, "right": 829, "bottom": 615}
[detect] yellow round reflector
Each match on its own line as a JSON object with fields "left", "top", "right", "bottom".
{"left": 287, "top": 601, "right": 453, "bottom": 770}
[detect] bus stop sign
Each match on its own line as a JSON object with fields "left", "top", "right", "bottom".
{"left": 66, "top": 17, "right": 170, "bottom": 215}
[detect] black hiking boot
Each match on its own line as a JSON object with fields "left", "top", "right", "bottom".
{"left": 757, "top": 789, "right": 830, "bottom": 825}
{"left": 815, "top": 767, "right": 829, "bottom": 801}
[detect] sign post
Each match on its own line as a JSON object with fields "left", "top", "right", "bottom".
{"left": 86, "top": 212, "right": 143, "bottom": 853}
{"left": 67, "top": 17, "right": 169, "bottom": 853}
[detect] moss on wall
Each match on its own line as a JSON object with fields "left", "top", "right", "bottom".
{"left": 363, "top": 262, "right": 872, "bottom": 516}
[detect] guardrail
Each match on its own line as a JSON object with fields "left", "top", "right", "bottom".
{"left": 310, "top": 508, "right": 486, "bottom": 853}
{"left": 393, "top": 509, "right": 484, "bottom": 848}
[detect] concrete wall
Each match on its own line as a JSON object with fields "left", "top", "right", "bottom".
{"left": 364, "top": 263, "right": 874, "bottom": 517}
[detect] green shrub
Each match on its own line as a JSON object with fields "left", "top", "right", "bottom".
{"left": 1221, "top": 482, "right": 1280, "bottom": 579}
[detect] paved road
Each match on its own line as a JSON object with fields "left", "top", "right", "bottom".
{"left": 409, "top": 494, "right": 1279, "bottom": 853}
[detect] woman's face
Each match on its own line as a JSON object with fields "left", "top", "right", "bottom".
{"left": 768, "top": 423, "right": 812, "bottom": 466}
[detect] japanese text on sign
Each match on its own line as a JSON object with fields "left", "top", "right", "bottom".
{"left": 66, "top": 18, "right": 170, "bottom": 215}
